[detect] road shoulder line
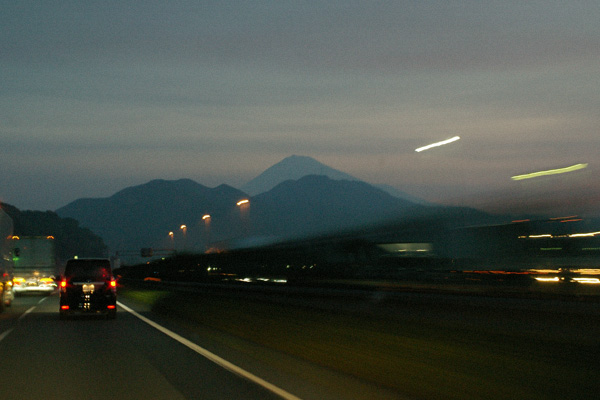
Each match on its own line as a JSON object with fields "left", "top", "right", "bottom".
{"left": 0, "top": 328, "right": 13, "bottom": 343}
{"left": 117, "top": 301, "right": 302, "bottom": 400}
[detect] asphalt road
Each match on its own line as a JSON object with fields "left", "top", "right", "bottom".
{"left": 0, "top": 293, "right": 293, "bottom": 400}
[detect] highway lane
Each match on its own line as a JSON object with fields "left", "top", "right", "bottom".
{"left": 0, "top": 293, "right": 292, "bottom": 400}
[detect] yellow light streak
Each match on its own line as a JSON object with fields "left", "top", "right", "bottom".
{"left": 236, "top": 199, "right": 250, "bottom": 206}
{"left": 535, "top": 277, "right": 560, "bottom": 282}
{"left": 572, "top": 278, "right": 600, "bottom": 284}
{"left": 573, "top": 269, "right": 600, "bottom": 275}
{"left": 202, "top": 214, "right": 211, "bottom": 220}
{"left": 511, "top": 163, "right": 588, "bottom": 181}
{"left": 568, "top": 231, "right": 600, "bottom": 238}
{"left": 415, "top": 136, "right": 460, "bottom": 152}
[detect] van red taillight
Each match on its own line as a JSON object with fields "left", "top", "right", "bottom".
{"left": 110, "top": 280, "right": 117, "bottom": 288}
{"left": 107, "top": 305, "right": 116, "bottom": 310}
{"left": 60, "top": 280, "right": 67, "bottom": 288}
{"left": 61, "top": 305, "right": 69, "bottom": 310}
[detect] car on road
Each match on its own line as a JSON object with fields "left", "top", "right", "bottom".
{"left": 13, "top": 276, "right": 57, "bottom": 295}
{"left": 59, "top": 258, "right": 117, "bottom": 319}
{"left": 0, "top": 271, "right": 13, "bottom": 313}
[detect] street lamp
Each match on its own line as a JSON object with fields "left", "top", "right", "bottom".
{"left": 180, "top": 225, "right": 187, "bottom": 250}
{"left": 236, "top": 199, "right": 250, "bottom": 236}
{"left": 201, "top": 215, "right": 211, "bottom": 250}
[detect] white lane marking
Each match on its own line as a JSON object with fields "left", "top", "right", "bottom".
{"left": 117, "top": 301, "right": 302, "bottom": 400}
{"left": 38, "top": 297, "right": 48, "bottom": 304}
{"left": 0, "top": 329, "right": 13, "bottom": 343}
{"left": 19, "top": 306, "right": 36, "bottom": 321}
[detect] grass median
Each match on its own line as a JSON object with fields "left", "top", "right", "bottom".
{"left": 120, "top": 285, "right": 599, "bottom": 400}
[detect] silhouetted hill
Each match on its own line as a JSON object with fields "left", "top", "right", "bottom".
{"left": 56, "top": 174, "right": 447, "bottom": 258}
{"left": 57, "top": 179, "right": 249, "bottom": 252}
{"left": 1, "top": 202, "right": 107, "bottom": 261}
{"left": 250, "top": 175, "right": 424, "bottom": 238}
{"left": 54, "top": 175, "right": 502, "bottom": 260}
{"left": 242, "top": 155, "right": 430, "bottom": 205}
{"left": 242, "top": 155, "right": 360, "bottom": 195}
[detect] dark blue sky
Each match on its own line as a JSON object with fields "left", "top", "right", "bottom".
{"left": 2, "top": 1, "right": 599, "bottom": 215}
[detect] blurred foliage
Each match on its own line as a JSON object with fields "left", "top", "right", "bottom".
{"left": 1, "top": 203, "right": 107, "bottom": 261}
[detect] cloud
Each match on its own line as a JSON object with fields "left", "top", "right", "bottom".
{"left": 2, "top": 1, "right": 599, "bottom": 212}
{"left": 4, "top": 1, "right": 599, "bottom": 72}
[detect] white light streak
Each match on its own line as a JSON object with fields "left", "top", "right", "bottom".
{"left": 415, "top": 136, "right": 461, "bottom": 152}
{"left": 535, "top": 277, "right": 560, "bottom": 282}
{"left": 569, "top": 231, "right": 600, "bottom": 238}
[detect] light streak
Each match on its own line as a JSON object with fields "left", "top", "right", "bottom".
{"left": 236, "top": 199, "right": 249, "bottom": 206}
{"left": 550, "top": 215, "right": 579, "bottom": 220}
{"left": 568, "top": 231, "right": 600, "bottom": 238}
{"left": 534, "top": 277, "right": 560, "bottom": 282}
{"left": 511, "top": 163, "right": 588, "bottom": 181}
{"left": 572, "top": 277, "right": 600, "bottom": 284}
{"left": 415, "top": 136, "right": 460, "bottom": 152}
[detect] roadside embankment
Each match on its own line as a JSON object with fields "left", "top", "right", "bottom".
{"left": 119, "top": 280, "right": 600, "bottom": 400}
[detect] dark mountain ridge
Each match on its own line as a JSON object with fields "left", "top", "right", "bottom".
{"left": 57, "top": 179, "right": 249, "bottom": 251}
{"left": 2, "top": 202, "right": 107, "bottom": 260}
{"left": 242, "top": 155, "right": 359, "bottom": 195}
{"left": 57, "top": 175, "right": 431, "bottom": 253}
{"left": 56, "top": 173, "right": 500, "bottom": 259}
{"left": 251, "top": 175, "right": 423, "bottom": 238}
{"left": 55, "top": 157, "right": 503, "bottom": 257}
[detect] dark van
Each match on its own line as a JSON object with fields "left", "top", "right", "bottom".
{"left": 59, "top": 258, "right": 117, "bottom": 319}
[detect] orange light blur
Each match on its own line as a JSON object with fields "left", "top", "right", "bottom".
{"left": 61, "top": 305, "right": 69, "bottom": 310}
{"left": 202, "top": 214, "right": 211, "bottom": 220}
{"left": 236, "top": 199, "right": 249, "bottom": 206}
{"left": 110, "top": 280, "right": 117, "bottom": 288}
{"left": 60, "top": 280, "right": 67, "bottom": 288}
{"left": 107, "top": 305, "right": 116, "bottom": 309}
{"left": 550, "top": 215, "right": 579, "bottom": 220}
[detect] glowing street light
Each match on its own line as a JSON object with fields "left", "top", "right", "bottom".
{"left": 179, "top": 225, "right": 188, "bottom": 250}
{"left": 202, "top": 214, "right": 211, "bottom": 220}
{"left": 236, "top": 199, "right": 250, "bottom": 236}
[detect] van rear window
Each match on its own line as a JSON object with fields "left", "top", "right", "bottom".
{"left": 65, "top": 260, "right": 111, "bottom": 281}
